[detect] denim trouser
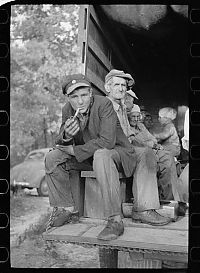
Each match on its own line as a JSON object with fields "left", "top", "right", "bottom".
{"left": 132, "top": 147, "right": 180, "bottom": 211}
{"left": 156, "top": 149, "right": 180, "bottom": 202}
{"left": 45, "top": 147, "right": 123, "bottom": 218}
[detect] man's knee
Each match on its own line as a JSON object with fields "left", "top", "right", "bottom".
{"left": 93, "top": 148, "right": 119, "bottom": 167}
{"left": 135, "top": 146, "right": 154, "bottom": 157}
{"left": 135, "top": 147, "right": 157, "bottom": 170}
{"left": 93, "top": 148, "right": 112, "bottom": 162}
{"left": 45, "top": 149, "right": 65, "bottom": 174}
{"left": 45, "top": 149, "right": 59, "bottom": 164}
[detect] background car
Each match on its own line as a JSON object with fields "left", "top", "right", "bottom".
{"left": 10, "top": 148, "right": 51, "bottom": 196}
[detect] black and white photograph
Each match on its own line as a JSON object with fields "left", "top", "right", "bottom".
{"left": 9, "top": 4, "right": 189, "bottom": 268}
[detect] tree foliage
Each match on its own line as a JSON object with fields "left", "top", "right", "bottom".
{"left": 10, "top": 4, "right": 80, "bottom": 167}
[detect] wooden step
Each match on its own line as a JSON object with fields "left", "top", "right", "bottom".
{"left": 43, "top": 215, "right": 188, "bottom": 262}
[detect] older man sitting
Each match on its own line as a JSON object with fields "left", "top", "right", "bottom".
{"left": 104, "top": 69, "right": 180, "bottom": 226}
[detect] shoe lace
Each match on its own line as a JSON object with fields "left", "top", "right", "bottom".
{"left": 106, "top": 218, "right": 121, "bottom": 229}
{"left": 46, "top": 207, "right": 58, "bottom": 232}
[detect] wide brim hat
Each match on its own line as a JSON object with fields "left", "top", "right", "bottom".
{"left": 62, "top": 74, "right": 91, "bottom": 95}
{"left": 126, "top": 89, "right": 138, "bottom": 99}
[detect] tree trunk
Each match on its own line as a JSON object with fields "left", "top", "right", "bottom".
{"left": 43, "top": 117, "right": 47, "bottom": 148}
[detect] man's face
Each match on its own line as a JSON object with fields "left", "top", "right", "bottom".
{"left": 129, "top": 111, "right": 141, "bottom": 127}
{"left": 68, "top": 87, "right": 92, "bottom": 114}
{"left": 108, "top": 76, "right": 127, "bottom": 101}
{"left": 143, "top": 115, "right": 153, "bottom": 129}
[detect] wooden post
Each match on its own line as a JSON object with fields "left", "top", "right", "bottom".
{"left": 99, "top": 247, "right": 118, "bottom": 268}
{"left": 69, "top": 170, "right": 85, "bottom": 216}
{"left": 84, "top": 176, "right": 105, "bottom": 219}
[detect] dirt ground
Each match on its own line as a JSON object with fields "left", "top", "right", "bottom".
{"left": 10, "top": 189, "right": 99, "bottom": 268}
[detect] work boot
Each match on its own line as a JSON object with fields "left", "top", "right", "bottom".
{"left": 45, "top": 207, "right": 79, "bottom": 231}
{"left": 132, "top": 209, "right": 172, "bottom": 226}
{"left": 97, "top": 216, "right": 124, "bottom": 241}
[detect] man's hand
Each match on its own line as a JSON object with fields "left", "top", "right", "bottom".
{"left": 153, "top": 143, "right": 163, "bottom": 150}
{"left": 64, "top": 118, "right": 80, "bottom": 138}
{"left": 64, "top": 145, "right": 75, "bottom": 156}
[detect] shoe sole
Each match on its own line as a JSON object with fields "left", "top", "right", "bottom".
{"left": 97, "top": 235, "right": 118, "bottom": 241}
{"left": 97, "top": 232, "right": 124, "bottom": 241}
{"left": 132, "top": 218, "right": 171, "bottom": 226}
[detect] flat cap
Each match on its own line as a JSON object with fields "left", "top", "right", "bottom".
{"left": 62, "top": 74, "right": 91, "bottom": 95}
{"left": 105, "top": 69, "right": 135, "bottom": 87}
{"left": 126, "top": 89, "right": 138, "bottom": 99}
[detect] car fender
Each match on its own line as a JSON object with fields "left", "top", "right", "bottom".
{"left": 28, "top": 169, "right": 46, "bottom": 188}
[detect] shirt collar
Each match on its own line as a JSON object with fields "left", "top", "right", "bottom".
{"left": 107, "top": 96, "right": 126, "bottom": 112}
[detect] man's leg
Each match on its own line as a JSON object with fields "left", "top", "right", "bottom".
{"left": 156, "top": 149, "right": 180, "bottom": 201}
{"left": 162, "top": 144, "right": 181, "bottom": 158}
{"left": 93, "top": 148, "right": 123, "bottom": 218}
{"left": 93, "top": 149, "right": 124, "bottom": 240}
{"left": 132, "top": 146, "right": 160, "bottom": 211}
{"left": 132, "top": 147, "right": 172, "bottom": 226}
{"left": 45, "top": 148, "right": 92, "bottom": 229}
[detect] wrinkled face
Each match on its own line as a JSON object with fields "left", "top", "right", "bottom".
{"left": 129, "top": 111, "right": 141, "bottom": 127}
{"left": 143, "top": 116, "right": 153, "bottom": 129}
{"left": 124, "top": 93, "right": 134, "bottom": 111}
{"left": 68, "top": 87, "right": 92, "bottom": 114}
{"left": 108, "top": 76, "right": 127, "bottom": 101}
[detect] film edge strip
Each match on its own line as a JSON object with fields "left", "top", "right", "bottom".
{"left": 189, "top": 4, "right": 200, "bottom": 269}
{"left": 0, "top": 1, "right": 199, "bottom": 270}
{"left": 0, "top": 4, "right": 9, "bottom": 268}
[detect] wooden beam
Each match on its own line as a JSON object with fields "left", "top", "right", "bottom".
{"left": 77, "top": 5, "right": 89, "bottom": 75}
{"left": 86, "top": 68, "right": 106, "bottom": 94}
{"left": 91, "top": 5, "right": 133, "bottom": 73}
{"left": 81, "top": 170, "right": 126, "bottom": 179}
{"left": 88, "top": 34, "right": 111, "bottom": 71}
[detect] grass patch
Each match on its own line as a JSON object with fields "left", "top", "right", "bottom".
{"left": 10, "top": 190, "right": 40, "bottom": 218}
{"left": 16, "top": 211, "right": 51, "bottom": 246}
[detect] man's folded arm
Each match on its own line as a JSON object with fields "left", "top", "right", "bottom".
{"left": 154, "top": 125, "right": 173, "bottom": 141}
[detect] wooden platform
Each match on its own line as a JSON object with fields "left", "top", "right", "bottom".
{"left": 43, "top": 215, "right": 188, "bottom": 267}
{"left": 45, "top": 169, "right": 188, "bottom": 268}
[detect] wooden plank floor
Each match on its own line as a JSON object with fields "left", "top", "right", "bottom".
{"left": 43, "top": 215, "right": 188, "bottom": 255}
